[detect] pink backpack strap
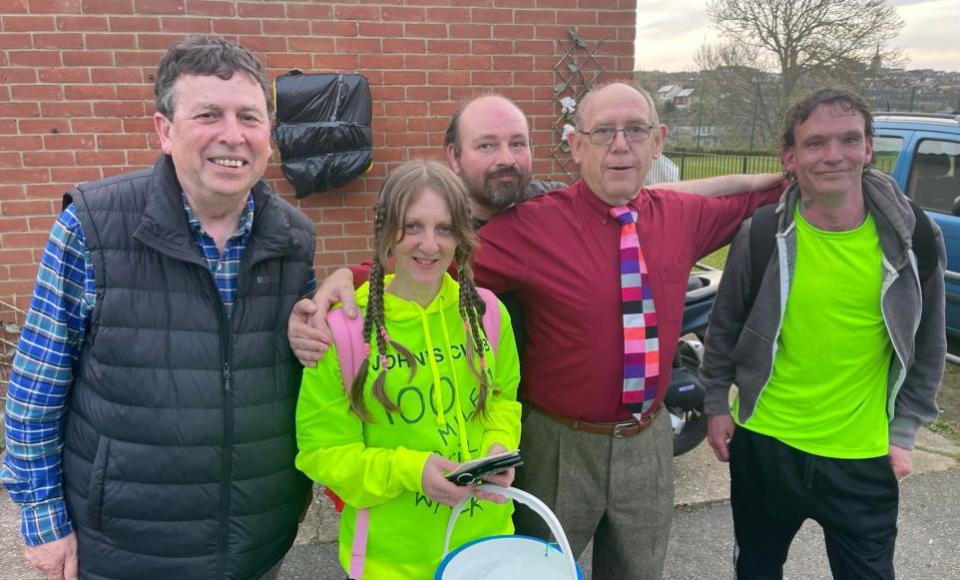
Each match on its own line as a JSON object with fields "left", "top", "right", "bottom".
{"left": 476, "top": 287, "right": 500, "bottom": 355}
{"left": 348, "top": 508, "right": 370, "bottom": 578}
{"left": 326, "top": 307, "right": 365, "bottom": 387}
{"left": 325, "top": 293, "right": 498, "bottom": 579}
{"left": 324, "top": 308, "right": 370, "bottom": 579}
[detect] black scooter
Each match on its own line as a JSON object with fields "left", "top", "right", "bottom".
{"left": 667, "top": 264, "right": 721, "bottom": 456}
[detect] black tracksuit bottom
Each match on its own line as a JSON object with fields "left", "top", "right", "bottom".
{"left": 730, "top": 427, "right": 899, "bottom": 580}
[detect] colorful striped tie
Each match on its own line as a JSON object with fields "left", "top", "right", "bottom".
{"left": 609, "top": 206, "right": 659, "bottom": 420}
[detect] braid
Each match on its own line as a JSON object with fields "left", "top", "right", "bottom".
{"left": 371, "top": 322, "right": 418, "bottom": 408}
{"left": 347, "top": 254, "right": 380, "bottom": 421}
{"left": 368, "top": 209, "right": 402, "bottom": 414}
{"left": 348, "top": 205, "right": 402, "bottom": 420}
{"left": 457, "top": 259, "right": 492, "bottom": 416}
{"left": 350, "top": 159, "right": 488, "bottom": 422}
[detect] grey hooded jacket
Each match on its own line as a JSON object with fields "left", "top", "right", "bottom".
{"left": 699, "top": 169, "right": 946, "bottom": 449}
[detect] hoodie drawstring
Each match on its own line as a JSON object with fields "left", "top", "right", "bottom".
{"left": 417, "top": 307, "right": 446, "bottom": 429}
{"left": 437, "top": 303, "right": 473, "bottom": 461}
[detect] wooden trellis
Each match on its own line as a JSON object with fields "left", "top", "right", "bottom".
{"left": 549, "top": 28, "right": 607, "bottom": 182}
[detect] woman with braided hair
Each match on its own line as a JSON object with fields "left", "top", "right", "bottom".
{"left": 295, "top": 159, "right": 521, "bottom": 579}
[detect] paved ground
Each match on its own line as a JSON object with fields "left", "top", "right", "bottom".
{"left": 1, "top": 430, "right": 956, "bottom": 579}
{"left": 665, "top": 470, "right": 960, "bottom": 580}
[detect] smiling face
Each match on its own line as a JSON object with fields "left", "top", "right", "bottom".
{"left": 781, "top": 103, "right": 874, "bottom": 201}
{"left": 388, "top": 187, "right": 458, "bottom": 304}
{"left": 569, "top": 83, "right": 667, "bottom": 206}
{"left": 445, "top": 96, "right": 533, "bottom": 219}
{"left": 153, "top": 72, "right": 272, "bottom": 211}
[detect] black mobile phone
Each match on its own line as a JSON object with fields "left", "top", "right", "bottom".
{"left": 445, "top": 451, "right": 524, "bottom": 486}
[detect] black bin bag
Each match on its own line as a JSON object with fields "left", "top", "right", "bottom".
{"left": 272, "top": 70, "right": 373, "bottom": 198}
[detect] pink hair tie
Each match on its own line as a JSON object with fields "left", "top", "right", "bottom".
{"left": 379, "top": 354, "right": 388, "bottom": 367}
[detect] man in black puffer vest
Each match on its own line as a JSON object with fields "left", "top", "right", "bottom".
{"left": 2, "top": 35, "right": 316, "bottom": 579}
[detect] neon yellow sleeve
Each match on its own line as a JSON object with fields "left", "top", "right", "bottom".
{"left": 295, "top": 347, "right": 431, "bottom": 509}
{"left": 480, "top": 302, "right": 522, "bottom": 454}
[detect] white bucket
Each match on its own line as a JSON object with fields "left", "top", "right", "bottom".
{"left": 435, "top": 484, "right": 583, "bottom": 580}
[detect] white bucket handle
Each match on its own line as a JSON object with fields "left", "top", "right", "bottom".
{"left": 442, "top": 484, "right": 579, "bottom": 580}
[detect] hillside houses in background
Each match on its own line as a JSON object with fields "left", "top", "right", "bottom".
{"left": 636, "top": 67, "right": 960, "bottom": 151}
{"left": 656, "top": 84, "right": 696, "bottom": 111}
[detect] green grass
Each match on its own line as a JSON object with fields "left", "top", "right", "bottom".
{"left": 928, "top": 417, "right": 954, "bottom": 436}
{"left": 668, "top": 152, "right": 768, "bottom": 270}
{"left": 669, "top": 151, "right": 898, "bottom": 182}
{"left": 700, "top": 245, "right": 729, "bottom": 269}
{"left": 670, "top": 152, "right": 782, "bottom": 181}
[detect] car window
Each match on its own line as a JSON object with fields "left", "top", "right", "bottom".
{"left": 908, "top": 139, "right": 960, "bottom": 214}
{"left": 872, "top": 136, "right": 903, "bottom": 175}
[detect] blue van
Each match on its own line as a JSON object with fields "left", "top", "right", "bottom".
{"left": 873, "top": 113, "right": 960, "bottom": 338}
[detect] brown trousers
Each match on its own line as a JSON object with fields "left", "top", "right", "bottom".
{"left": 513, "top": 407, "right": 674, "bottom": 580}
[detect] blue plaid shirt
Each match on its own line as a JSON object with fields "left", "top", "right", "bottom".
{"left": 2, "top": 194, "right": 316, "bottom": 546}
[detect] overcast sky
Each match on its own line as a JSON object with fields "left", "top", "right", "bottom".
{"left": 635, "top": 0, "right": 960, "bottom": 72}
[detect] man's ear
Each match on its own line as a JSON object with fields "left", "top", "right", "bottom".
{"left": 569, "top": 129, "right": 584, "bottom": 163}
{"left": 652, "top": 124, "right": 668, "bottom": 158}
{"left": 445, "top": 144, "right": 461, "bottom": 174}
{"left": 780, "top": 147, "right": 796, "bottom": 174}
{"left": 864, "top": 136, "right": 874, "bottom": 166}
{"left": 154, "top": 112, "right": 174, "bottom": 155}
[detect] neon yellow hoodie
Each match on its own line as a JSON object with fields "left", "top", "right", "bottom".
{"left": 296, "top": 274, "right": 521, "bottom": 579}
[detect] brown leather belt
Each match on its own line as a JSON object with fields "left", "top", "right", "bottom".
{"left": 537, "top": 406, "right": 659, "bottom": 438}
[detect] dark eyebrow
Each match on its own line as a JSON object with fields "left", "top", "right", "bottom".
{"left": 190, "top": 103, "right": 264, "bottom": 116}
{"left": 802, "top": 130, "right": 862, "bottom": 144}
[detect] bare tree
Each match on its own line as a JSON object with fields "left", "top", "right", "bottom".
{"left": 695, "top": 43, "right": 781, "bottom": 150}
{"left": 705, "top": 0, "right": 904, "bottom": 117}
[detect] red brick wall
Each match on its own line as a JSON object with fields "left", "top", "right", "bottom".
{"left": 0, "top": 0, "right": 636, "bottom": 310}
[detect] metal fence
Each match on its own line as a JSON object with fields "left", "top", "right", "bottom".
{"left": 665, "top": 150, "right": 783, "bottom": 180}
{"left": 664, "top": 149, "right": 907, "bottom": 181}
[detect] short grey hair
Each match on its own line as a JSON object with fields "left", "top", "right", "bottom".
{"left": 573, "top": 81, "right": 660, "bottom": 130}
{"left": 154, "top": 34, "right": 273, "bottom": 120}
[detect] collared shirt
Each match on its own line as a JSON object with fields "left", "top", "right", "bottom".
{"left": 2, "top": 194, "right": 316, "bottom": 546}
{"left": 474, "top": 179, "right": 781, "bottom": 422}
{"left": 183, "top": 194, "right": 255, "bottom": 318}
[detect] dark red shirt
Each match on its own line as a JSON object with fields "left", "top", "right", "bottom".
{"left": 474, "top": 179, "right": 781, "bottom": 422}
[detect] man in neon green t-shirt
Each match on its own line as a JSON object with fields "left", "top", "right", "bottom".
{"left": 700, "top": 88, "right": 947, "bottom": 579}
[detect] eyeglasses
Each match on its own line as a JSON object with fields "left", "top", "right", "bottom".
{"left": 579, "top": 124, "right": 656, "bottom": 146}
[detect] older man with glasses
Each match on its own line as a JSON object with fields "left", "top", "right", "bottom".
{"left": 472, "top": 82, "right": 784, "bottom": 578}
{"left": 287, "top": 84, "right": 787, "bottom": 579}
